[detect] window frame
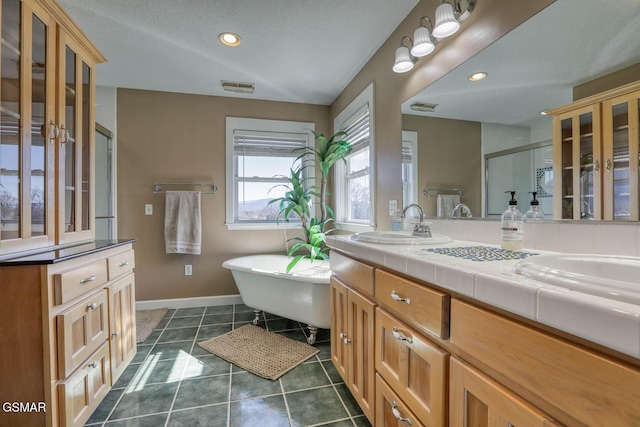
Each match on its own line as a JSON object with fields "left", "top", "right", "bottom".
{"left": 402, "top": 130, "right": 419, "bottom": 207}
{"left": 333, "top": 83, "right": 375, "bottom": 232}
{"left": 225, "top": 117, "right": 315, "bottom": 230}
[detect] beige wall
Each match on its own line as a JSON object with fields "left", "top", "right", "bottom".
{"left": 402, "top": 115, "right": 481, "bottom": 217}
{"left": 329, "top": 0, "right": 555, "bottom": 229}
{"left": 117, "top": 89, "right": 329, "bottom": 301}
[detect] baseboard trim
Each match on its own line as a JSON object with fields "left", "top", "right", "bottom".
{"left": 136, "top": 294, "right": 244, "bottom": 310}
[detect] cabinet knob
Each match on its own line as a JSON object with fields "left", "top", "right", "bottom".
{"left": 390, "top": 290, "right": 411, "bottom": 305}
{"left": 87, "top": 302, "right": 98, "bottom": 310}
{"left": 391, "top": 327, "right": 413, "bottom": 344}
{"left": 339, "top": 332, "right": 347, "bottom": 339}
{"left": 88, "top": 361, "right": 98, "bottom": 369}
{"left": 391, "top": 401, "right": 412, "bottom": 426}
{"left": 112, "top": 331, "right": 120, "bottom": 337}
{"left": 80, "top": 275, "right": 97, "bottom": 284}
{"left": 594, "top": 160, "right": 600, "bottom": 173}
{"left": 343, "top": 338, "right": 351, "bottom": 345}
{"left": 606, "top": 159, "right": 612, "bottom": 171}
{"left": 41, "top": 119, "right": 59, "bottom": 140}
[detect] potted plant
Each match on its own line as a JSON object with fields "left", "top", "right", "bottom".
{"left": 269, "top": 130, "right": 351, "bottom": 271}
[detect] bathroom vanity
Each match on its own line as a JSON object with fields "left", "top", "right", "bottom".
{"left": 327, "top": 234, "right": 640, "bottom": 426}
{"left": 0, "top": 240, "right": 136, "bottom": 427}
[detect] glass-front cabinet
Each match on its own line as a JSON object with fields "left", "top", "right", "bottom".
{"left": 551, "top": 81, "right": 640, "bottom": 221}
{"left": 0, "top": 0, "right": 104, "bottom": 256}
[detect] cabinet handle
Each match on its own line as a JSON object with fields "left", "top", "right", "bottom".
{"left": 88, "top": 361, "right": 98, "bottom": 369}
{"left": 87, "top": 302, "right": 98, "bottom": 310}
{"left": 390, "top": 290, "right": 411, "bottom": 305}
{"left": 594, "top": 160, "right": 599, "bottom": 173}
{"left": 343, "top": 338, "right": 351, "bottom": 345}
{"left": 112, "top": 331, "right": 120, "bottom": 337}
{"left": 391, "top": 401, "right": 412, "bottom": 426}
{"left": 606, "top": 159, "right": 612, "bottom": 171}
{"left": 118, "top": 261, "right": 130, "bottom": 267}
{"left": 339, "top": 332, "right": 347, "bottom": 339}
{"left": 60, "top": 125, "right": 70, "bottom": 143}
{"left": 80, "top": 275, "right": 97, "bottom": 284}
{"left": 391, "top": 327, "right": 413, "bottom": 344}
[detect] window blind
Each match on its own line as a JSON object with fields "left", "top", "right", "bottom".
{"left": 342, "top": 104, "right": 370, "bottom": 153}
{"left": 401, "top": 143, "right": 413, "bottom": 164}
{"left": 233, "top": 130, "right": 308, "bottom": 156}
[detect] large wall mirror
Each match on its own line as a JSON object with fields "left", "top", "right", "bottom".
{"left": 401, "top": 0, "right": 640, "bottom": 219}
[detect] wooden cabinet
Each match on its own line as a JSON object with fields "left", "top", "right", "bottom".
{"left": 550, "top": 80, "right": 640, "bottom": 220}
{"left": 375, "top": 308, "right": 448, "bottom": 426}
{"left": 376, "top": 373, "right": 424, "bottom": 427}
{"left": 330, "top": 277, "right": 376, "bottom": 423}
{"left": 0, "top": 0, "right": 105, "bottom": 255}
{"left": 449, "top": 357, "right": 558, "bottom": 427}
{"left": 0, "top": 242, "right": 135, "bottom": 427}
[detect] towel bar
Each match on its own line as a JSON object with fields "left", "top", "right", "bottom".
{"left": 153, "top": 182, "right": 218, "bottom": 194}
{"left": 423, "top": 187, "right": 464, "bottom": 197}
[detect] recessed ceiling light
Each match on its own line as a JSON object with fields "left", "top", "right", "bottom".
{"left": 468, "top": 72, "right": 487, "bottom": 82}
{"left": 219, "top": 32, "right": 241, "bottom": 47}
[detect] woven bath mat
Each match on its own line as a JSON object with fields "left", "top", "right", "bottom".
{"left": 136, "top": 308, "right": 168, "bottom": 343}
{"left": 198, "top": 324, "right": 319, "bottom": 380}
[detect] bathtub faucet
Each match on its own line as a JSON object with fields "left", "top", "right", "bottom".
{"left": 401, "top": 204, "right": 432, "bottom": 238}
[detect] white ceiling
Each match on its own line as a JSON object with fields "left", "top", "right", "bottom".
{"left": 402, "top": 0, "right": 640, "bottom": 128}
{"left": 58, "top": 0, "right": 419, "bottom": 105}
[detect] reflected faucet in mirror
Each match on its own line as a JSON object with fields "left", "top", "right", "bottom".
{"left": 452, "top": 203, "right": 472, "bottom": 218}
{"left": 401, "top": 204, "right": 432, "bottom": 237}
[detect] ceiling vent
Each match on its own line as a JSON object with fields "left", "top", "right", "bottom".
{"left": 221, "top": 80, "right": 254, "bottom": 94}
{"left": 410, "top": 102, "right": 438, "bottom": 112}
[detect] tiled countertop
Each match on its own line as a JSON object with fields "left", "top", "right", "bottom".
{"left": 327, "top": 234, "right": 640, "bottom": 360}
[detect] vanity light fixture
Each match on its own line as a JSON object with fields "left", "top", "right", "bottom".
{"left": 392, "top": 36, "right": 415, "bottom": 73}
{"left": 219, "top": 32, "right": 241, "bottom": 47}
{"left": 468, "top": 71, "right": 487, "bottom": 81}
{"left": 393, "top": 0, "right": 476, "bottom": 74}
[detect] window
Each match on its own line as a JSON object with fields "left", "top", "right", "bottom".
{"left": 334, "top": 83, "right": 375, "bottom": 231}
{"left": 402, "top": 130, "right": 419, "bottom": 206}
{"left": 225, "top": 118, "right": 314, "bottom": 230}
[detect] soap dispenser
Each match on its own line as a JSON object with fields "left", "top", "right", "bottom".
{"left": 501, "top": 191, "right": 524, "bottom": 251}
{"left": 524, "top": 191, "right": 545, "bottom": 221}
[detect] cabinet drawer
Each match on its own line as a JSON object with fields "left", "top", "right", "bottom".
{"left": 58, "top": 342, "right": 111, "bottom": 427}
{"left": 54, "top": 259, "right": 108, "bottom": 305}
{"left": 330, "top": 251, "right": 375, "bottom": 296}
{"left": 450, "top": 299, "right": 640, "bottom": 426}
{"left": 376, "top": 373, "right": 425, "bottom": 427}
{"left": 57, "top": 290, "right": 109, "bottom": 378}
{"left": 375, "top": 269, "right": 449, "bottom": 339}
{"left": 108, "top": 250, "right": 135, "bottom": 280}
{"left": 375, "top": 308, "right": 447, "bottom": 426}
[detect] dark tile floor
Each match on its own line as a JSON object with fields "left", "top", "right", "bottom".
{"left": 85, "top": 304, "right": 372, "bottom": 427}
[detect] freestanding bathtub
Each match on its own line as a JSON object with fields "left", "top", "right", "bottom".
{"left": 222, "top": 254, "right": 331, "bottom": 345}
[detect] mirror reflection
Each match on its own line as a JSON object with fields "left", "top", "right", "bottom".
{"left": 401, "top": 0, "right": 640, "bottom": 219}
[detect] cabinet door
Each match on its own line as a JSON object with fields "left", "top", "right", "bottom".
{"left": 107, "top": 274, "right": 137, "bottom": 384}
{"left": 602, "top": 89, "right": 640, "bottom": 220}
{"left": 553, "top": 104, "right": 602, "bottom": 219}
{"left": 330, "top": 277, "right": 349, "bottom": 380}
{"left": 376, "top": 373, "right": 425, "bottom": 427}
{"left": 450, "top": 357, "right": 558, "bottom": 427}
{"left": 57, "top": 30, "right": 96, "bottom": 244}
{"left": 57, "top": 289, "right": 108, "bottom": 378}
{"left": 0, "top": 0, "right": 56, "bottom": 254}
{"left": 346, "top": 286, "right": 376, "bottom": 423}
{"left": 375, "top": 308, "right": 447, "bottom": 426}
{"left": 58, "top": 342, "right": 111, "bottom": 427}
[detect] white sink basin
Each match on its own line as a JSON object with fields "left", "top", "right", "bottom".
{"left": 351, "top": 231, "right": 452, "bottom": 245}
{"left": 513, "top": 254, "right": 640, "bottom": 304}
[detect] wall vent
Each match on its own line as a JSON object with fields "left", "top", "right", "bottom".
{"left": 409, "top": 102, "right": 438, "bottom": 112}
{"left": 221, "top": 80, "right": 255, "bottom": 94}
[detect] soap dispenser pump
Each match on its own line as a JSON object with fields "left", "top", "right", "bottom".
{"left": 501, "top": 191, "right": 524, "bottom": 251}
{"left": 524, "top": 191, "right": 545, "bottom": 221}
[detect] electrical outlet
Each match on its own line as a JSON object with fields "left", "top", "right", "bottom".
{"left": 145, "top": 204, "right": 153, "bottom": 215}
{"left": 389, "top": 199, "right": 398, "bottom": 215}
{"left": 184, "top": 265, "right": 192, "bottom": 276}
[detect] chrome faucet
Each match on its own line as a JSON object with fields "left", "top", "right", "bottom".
{"left": 400, "top": 204, "right": 432, "bottom": 237}
{"left": 452, "top": 203, "right": 472, "bottom": 218}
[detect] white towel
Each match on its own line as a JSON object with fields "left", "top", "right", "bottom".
{"left": 164, "top": 191, "right": 202, "bottom": 255}
{"left": 437, "top": 194, "right": 460, "bottom": 218}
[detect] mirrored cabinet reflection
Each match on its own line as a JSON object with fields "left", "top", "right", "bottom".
{"left": 551, "top": 81, "right": 640, "bottom": 221}
{"left": 0, "top": 0, "right": 103, "bottom": 256}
